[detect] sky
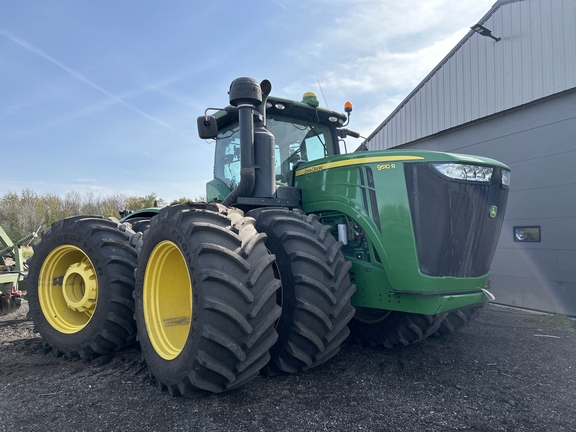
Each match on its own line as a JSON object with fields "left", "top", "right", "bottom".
{"left": 1, "top": 0, "right": 496, "bottom": 203}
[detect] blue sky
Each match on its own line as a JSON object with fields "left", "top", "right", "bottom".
{"left": 1, "top": 0, "right": 495, "bottom": 202}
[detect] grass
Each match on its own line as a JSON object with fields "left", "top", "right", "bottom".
{"left": 529, "top": 314, "right": 576, "bottom": 332}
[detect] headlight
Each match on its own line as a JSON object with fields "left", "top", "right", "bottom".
{"left": 431, "top": 163, "right": 493, "bottom": 182}
{"left": 502, "top": 170, "right": 511, "bottom": 187}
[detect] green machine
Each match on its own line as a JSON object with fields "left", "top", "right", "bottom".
{"left": 26, "top": 78, "right": 509, "bottom": 397}
{"left": 0, "top": 226, "right": 38, "bottom": 316}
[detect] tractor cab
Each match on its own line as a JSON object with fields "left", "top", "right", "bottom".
{"left": 205, "top": 92, "right": 358, "bottom": 203}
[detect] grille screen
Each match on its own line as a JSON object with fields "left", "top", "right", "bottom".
{"left": 405, "top": 163, "right": 508, "bottom": 277}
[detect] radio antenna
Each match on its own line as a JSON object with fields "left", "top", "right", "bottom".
{"left": 317, "top": 79, "right": 329, "bottom": 109}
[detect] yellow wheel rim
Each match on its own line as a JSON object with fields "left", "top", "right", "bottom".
{"left": 143, "top": 241, "right": 192, "bottom": 360}
{"left": 39, "top": 245, "right": 98, "bottom": 334}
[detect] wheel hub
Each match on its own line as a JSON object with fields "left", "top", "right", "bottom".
{"left": 39, "top": 245, "right": 98, "bottom": 334}
{"left": 62, "top": 262, "right": 97, "bottom": 313}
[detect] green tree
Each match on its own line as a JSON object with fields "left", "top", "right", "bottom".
{"left": 170, "top": 195, "right": 206, "bottom": 205}
{"left": 0, "top": 190, "right": 173, "bottom": 242}
{"left": 124, "top": 193, "right": 165, "bottom": 211}
{"left": 0, "top": 189, "right": 43, "bottom": 241}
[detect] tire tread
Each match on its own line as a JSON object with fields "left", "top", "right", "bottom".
{"left": 248, "top": 207, "right": 355, "bottom": 374}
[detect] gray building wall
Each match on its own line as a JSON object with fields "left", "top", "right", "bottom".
{"left": 394, "top": 89, "right": 576, "bottom": 316}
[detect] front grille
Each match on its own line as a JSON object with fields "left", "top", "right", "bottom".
{"left": 405, "top": 163, "right": 508, "bottom": 278}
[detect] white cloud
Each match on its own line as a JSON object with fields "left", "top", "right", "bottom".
{"left": 323, "top": 29, "right": 468, "bottom": 94}
{"left": 271, "top": 0, "right": 495, "bottom": 136}
{"left": 278, "top": 0, "right": 493, "bottom": 96}
{"left": 353, "top": 96, "right": 406, "bottom": 138}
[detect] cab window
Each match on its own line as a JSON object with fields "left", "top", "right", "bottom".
{"left": 214, "top": 123, "right": 241, "bottom": 189}
{"left": 214, "top": 116, "right": 334, "bottom": 188}
{"left": 268, "top": 117, "right": 332, "bottom": 184}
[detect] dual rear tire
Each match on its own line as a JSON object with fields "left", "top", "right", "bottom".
{"left": 134, "top": 205, "right": 355, "bottom": 393}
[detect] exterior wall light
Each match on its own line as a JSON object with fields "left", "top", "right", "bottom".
{"left": 471, "top": 24, "right": 501, "bottom": 42}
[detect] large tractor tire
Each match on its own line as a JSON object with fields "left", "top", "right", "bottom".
{"left": 349, "top": 308, "right": 447, "bottom": 348}
{"left": 123, "top": 217, "right": 151, "bottom": 254}
{"left": 134, "top": 203, "right": 281, "bottom": 397}
{"left": 125, "top": 217, "right": 151, "bottom": 234}
{"left": 434, "top": 306, "right": 483, "bottom": 336}
{"left": 247, "top": 208, "right": 356, "bottom": 375}
{"left": 26, "top": 216, "right": 138, "bottom": 358}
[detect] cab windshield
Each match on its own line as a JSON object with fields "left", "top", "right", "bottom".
{"left": 214, "top": 116, "right": 334, "bottom": 189}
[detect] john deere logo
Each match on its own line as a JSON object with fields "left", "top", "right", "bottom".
{"left": 490, "top": 206, "right": 498, "bottom": 218}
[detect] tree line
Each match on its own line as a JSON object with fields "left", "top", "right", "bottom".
{"left": 0, "top": 189, "right": 203, "bottom": 243}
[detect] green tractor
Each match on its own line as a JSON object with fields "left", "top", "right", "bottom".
{"left": 26, "top": 77, "right": 509, "bottom": 397}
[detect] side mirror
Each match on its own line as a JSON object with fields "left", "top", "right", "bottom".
{"left": 197, "top": 115, "right": 218, "bottom": 139}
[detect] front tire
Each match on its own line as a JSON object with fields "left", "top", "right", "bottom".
{"left": 134, "top": 203, "right": 281, "bottom": 397}
{"left": 434, "top": 306, "right": 483, "bottom": 336}
{"left": 26, "top": 216, "right": 138, "bottom": 358}
{"left": 248, "top": 208, "right": 356, "bottom": 374}
{"left": 349, "top": 308, "right": 447, "bottom": 348}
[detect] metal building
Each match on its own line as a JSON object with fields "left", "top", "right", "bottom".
{"left": 365, "top": 0, "right": 576, "bottom": 316}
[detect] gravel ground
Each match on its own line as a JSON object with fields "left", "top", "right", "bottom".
{"left": 1, "top": 302, "right": 575, "bottom": 432}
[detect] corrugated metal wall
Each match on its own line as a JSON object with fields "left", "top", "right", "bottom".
{"left": 368, "top": 0, "right": 576, "bottom": 150}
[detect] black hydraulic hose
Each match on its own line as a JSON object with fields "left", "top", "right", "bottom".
{"left": 222, "top": 105, "right": 255, "bottom": 206}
